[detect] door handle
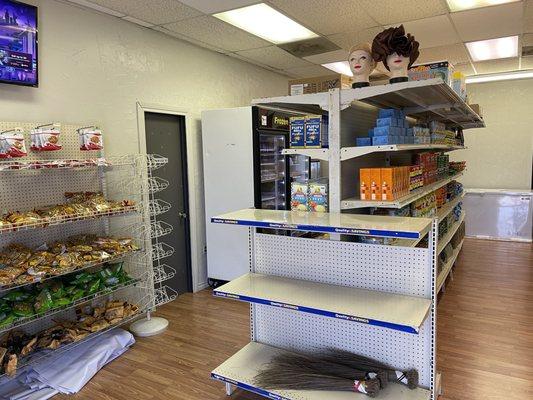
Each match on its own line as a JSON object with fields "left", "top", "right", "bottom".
{"left": 178, "top": 212, "right": 187, "bottom": 219}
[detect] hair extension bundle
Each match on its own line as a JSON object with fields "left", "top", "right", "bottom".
{"left": 318, "top": 348, "right": 419, "bottom": 389}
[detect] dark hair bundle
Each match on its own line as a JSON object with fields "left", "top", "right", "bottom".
{"left": 372, "top": 25, "right": 420, "bottom": 70}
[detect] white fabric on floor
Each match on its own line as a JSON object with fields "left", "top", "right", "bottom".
{"left": 0, "top": 328, "right": 135, "bottom": 400}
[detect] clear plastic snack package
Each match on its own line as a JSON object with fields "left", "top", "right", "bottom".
{"left": 30, "top": 123, "right": 62, "bottom": 151}
{"left": 78, "top": 126, "right": 104, "bottom": 151}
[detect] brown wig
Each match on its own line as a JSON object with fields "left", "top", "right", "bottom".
{"left": 371, "top": 25, "right": 420, "bottom": 71}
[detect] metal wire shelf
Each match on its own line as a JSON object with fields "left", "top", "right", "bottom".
{"left": 0, "top": 205, "right": 139, "bottom": 235}
{"left": 153, "top": 264, "right": 176, "bottom": 284}
{"left": 150, "top": 221, "right": 173, "bottom": 239}
{"left": 0, "top": 249, "right": 142, "bottom": 293}
{"left": 0, "top": 277, "right": 142, "bottom": 335}
{"left": 155, "top": 285, "right": 178, "bottom": 306}
{"left": 146, "top": 154, "right": 169, "bottom": 171}
{"left": 1, "top": 292, "right": 153, "bottom": 380}
{"left": 147, "top": 177, "right": 170, "bottom": 194}
{"left": 151, "top": 243, "right": 175, "bottom": 261}
{"left": 0, "top": 155, "right": 136, "bottom": 172}
{"left": 148, "top": 199, "right": 171, "bottom": 217}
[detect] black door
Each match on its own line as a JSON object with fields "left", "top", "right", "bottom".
{"left": 145, "top": 112, "right": 192, "bottom": 293}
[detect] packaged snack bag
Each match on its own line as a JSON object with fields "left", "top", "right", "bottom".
{"left": 2, "top": 129, "right": 27, "bottom": 157}
{"left": 291, "top": 182, "right": 308, "bottom": 211}
{"left": 309, "top": 181, "right": 328, "bottom": 212}
{"left": 30, "top": 123, "right": 62, "bottom": 151}
{"left": 78, "top": 127, "right": 104, "bottom": 151}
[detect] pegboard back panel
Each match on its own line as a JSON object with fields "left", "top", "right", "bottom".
{"left": 254, "top": 305, "right": 432, "bottom": 388}
{"left": 254, "top": 233, "right": 431, "bottom": 297}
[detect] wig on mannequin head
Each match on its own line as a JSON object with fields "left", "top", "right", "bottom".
{"left": 371, "top": 25, "right": 419, "bottom": 71}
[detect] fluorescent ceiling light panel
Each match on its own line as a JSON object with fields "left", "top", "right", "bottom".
{"left": 322, "top": 61, "right": 353, "bottom": 77}
{"left": 213, "top": 3, "right": 319, "bottom": 44}
{"left": 447, "top": 0, "right": 520, "bottom": 12}
{"left": 465, "top": 36, "right": 518, "bottom": 61}
{"left": 466, "top": 70, "right": 533, "bottom": 83}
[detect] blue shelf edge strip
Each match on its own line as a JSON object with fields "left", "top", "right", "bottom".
{"left": 211, "top": 218, "right": 421, "bottom": 239}
{"left": 213, "top": 291, "right": 419, "bottom": 334}
{"left": 212, "top": 373, "right": 292, "bottom": 400}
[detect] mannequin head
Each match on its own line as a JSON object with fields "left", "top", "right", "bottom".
{"left": 348, "top": 43, "right": 376, "bottom": 85}
{"left": 371, "top": 25, "right": 420, "bottom": 83}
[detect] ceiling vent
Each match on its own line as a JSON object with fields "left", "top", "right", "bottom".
{"left": 278, "top": 37, "right": 340, "bottom": 58}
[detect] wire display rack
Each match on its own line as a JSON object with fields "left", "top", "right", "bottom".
{"left": 0, "top": 120, "right": 157, "bottom": 379}
{"left": 148, "top": 199, "right": 171, "bottom": 217}
{"left": 153, "top": 264, "right": 176, "bottom": 284}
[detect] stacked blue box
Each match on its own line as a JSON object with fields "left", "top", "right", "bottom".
{"left": 356, "top": 137, "right": 372, "bottom": 146}
{"left": 355, "top": 109, "right": 413, "bottom": 147}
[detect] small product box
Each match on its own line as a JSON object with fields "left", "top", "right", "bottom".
{"left": 381, "top": 167, "right": 394, "bottom": 201}
{"left": 378, "top": 109, "right": 404, "bottom": 119}
{"left": 291, "top": 182, "right": 309, "bottom": 211}
{"left": 305, "top": 115, "right": 329, "bottom": 148}
{"left": 373, "top": 126, "right": 403, "bottom": 137}
{"left": 360, "top": 168, "right": 371, "bottom": 200}
{"left": 289, "top": 74, "right": 352, "bottom": 95}
{"left": 372, "top": 135, "right": 399, "bottom": 146}
{"left": 452, "top": 71, "right": 466, "bottom": 100}
{"left": 309, "top": 181, "right": 328, "bottom": 212}
{"left": 409, "top": 61, "right": 454, "bottom": 86}
{"left": 376, "top": 117, "right": 401, "bottom": 127}
{"left": 290, "top": 116, "right": 305, "bottom": 148}
{"left": 356, "top": 137, "right": 372, "bottom": 147}
{"left": 370, "top": 168, "right": 382, "bottom": 200}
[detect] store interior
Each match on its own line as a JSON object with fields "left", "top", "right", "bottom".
{"left": 0, "top": 0, "right": 531, "bottom": 399}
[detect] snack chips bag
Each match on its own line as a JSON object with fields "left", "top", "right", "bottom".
{"left": 30, "top": 124, "right": 62, "bottom": 151}
{"left": 2, "top": 129, "right": 27, "bottom": 157}
{"left": 309, "top": 182, "right": 328, "bottom": 212}
{"left": 78, "top": 127, "right": 104, "bottom": 151}
{"left": 291, "top": 182, "right": 309, "bottom": 211}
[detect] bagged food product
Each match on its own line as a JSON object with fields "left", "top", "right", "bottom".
{"left": 78, "top": 127, "right": 104, "bottom": 151}
{"left": 34, "top": 289, "right": 53, "bottom": 314}
{"left": 12, "top": 302, "right": 34, "bottom": 317}
{"left": 2, "top": 130, "right": 27, "bottom": 158}
{"left": 30, "top": 124, "right": 62, "bottom": 151}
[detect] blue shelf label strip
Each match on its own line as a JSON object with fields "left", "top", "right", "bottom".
{"left": 213, "top": 292, "right": 419, "bottom": 334}
{"left": 212, "top": 373, "right": 291, "bottom": 400}
{"left": 211, "top": 218, "right": 420, "bottom": 239}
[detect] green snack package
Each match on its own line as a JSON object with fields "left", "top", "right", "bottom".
{"left": 50, "top": 281, "right": 66, "bottom": 299}
{"left": 53, "top": 298, "right": 71, "bottom": 307}
{"left": 105, "top": 276, "right": 120, "bottom": 286}
{"left": 3, "top": 291, "right": 30, "bottom": 302}
{"left": 88, "top": 279, "right": 102, "bottom": 294}
{"left": 13, "top": 302, "right": 34, "bottom": 317}
{"left": 34, "top": 289, "right": 53, "bottom": 314}
{"left": 98, "top": 268, "right": 113, "bottom": 280}
{"left": 72, "top": 272, "right": 92, "bottom": 285}
{"left": 0, "top": 313, "right": 16, "bottom": 327}
{"left": 71, "top": 289, "right": 85, "bottom": 301}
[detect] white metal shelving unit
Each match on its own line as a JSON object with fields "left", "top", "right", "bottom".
{"left": 210, "top": 79, "right": 479, "bottom": 400}
{"left": 0, "top": 120, "right": 166, "bottom": 378}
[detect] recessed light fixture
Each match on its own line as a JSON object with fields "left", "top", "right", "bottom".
{"left": 466, "top": 70, "right": 533, "bottom": 83}
{"left": 446, "top": 0, "right": 520, "bottom": 12}
{"left": 465, "top": 36, "right": 518, "bottom": 61}
{"left": 322, "top": 61, "right": 353, "bottom": 77}
{"left": 213, "top": 3, "right": 318, "bottom": 44}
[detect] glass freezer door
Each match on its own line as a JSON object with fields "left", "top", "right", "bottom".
{"left": 259, "top": 134, "right": 286, "bottom": 210}
{"left": 289, "top": 154, "right": 310, "bottom": 182}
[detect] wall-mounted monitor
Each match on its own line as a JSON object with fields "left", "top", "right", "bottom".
{"left": 0, "top": 0, "right": 38, "bottom": 87}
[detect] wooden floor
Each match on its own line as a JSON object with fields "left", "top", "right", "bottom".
{"left": 58, "top": 238, "right": 533, "bottom": 400}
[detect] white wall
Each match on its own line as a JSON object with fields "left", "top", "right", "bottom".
{"left": 452, "top": 79, "right": 533, "bottom": 190}
{"left": 0, "top": 0, "right": 288, "bottom": 291}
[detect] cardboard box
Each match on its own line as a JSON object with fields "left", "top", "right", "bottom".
{"left": 305, "top": 115, "right": 329, "bottom": 148}
{"left": 289, "top": 116, "right": 305, "bottom": 148}
{"left": 381, "top": 168, "right": 394, "bottom": 201}
{"left": 360, "top": 168, "right": 372, "bottom": 200}
{"left": 291, "top": 182, "right": 309, "bottom": 211}
{"left": 370, "top": 168, "right": 382, "bottom": 200}
{"left": 409, "top": 61, "right": 454, "bottom": 86}
{"left": 309, "top": 182, "right": 328, "bottom": 212}
{"left": 289, "top": 74, "right": 352, "bottom": 96}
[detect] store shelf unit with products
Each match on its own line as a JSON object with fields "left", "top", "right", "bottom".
{"left": 211, "top": 208, "right": 437, "bottom": 399}
{"left": 0, "top": 120, "right": 161, "bottom": 378}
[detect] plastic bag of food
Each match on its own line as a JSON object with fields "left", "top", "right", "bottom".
{"left": 78, "top": 127, "right": 104, "bottom": 151}
{"left": 30, "top": 123, "right": 62, "bottom": 151}
{"left": 1, "top": 129, "right": 27, "bottom": 157}
{"left": 13, "top": 302, "right": 34, "bottom": 317}
{"left": 34, "top": 288, "right": 53, "bottom": 314}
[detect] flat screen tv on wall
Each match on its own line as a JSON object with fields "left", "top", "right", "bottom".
{"left": 0, "top": 0, "right": 38, "bottom": 87}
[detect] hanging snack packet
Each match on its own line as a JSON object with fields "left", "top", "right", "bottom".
{"left": 30, "top": 123, "right": 62, "bottom": 151}
{"left": 2, "top": 129, "right": 27, "bottom": 157}
{"left": 0, "top": 135, "right": 8, "bottom": 159}
{"left": 78, "top": 126, "right": 104, "bottom": 151}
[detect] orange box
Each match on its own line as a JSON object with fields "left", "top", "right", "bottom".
{"left": 381, "top": 168, "right": 393, "bottom": 201}
{"left": 360, "top": 168, "right": 372, "bottom": 200}
{"left": 370, "top": 168, "right": 382, "bottom": 201}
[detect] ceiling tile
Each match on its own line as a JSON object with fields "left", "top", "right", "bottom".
{"left": 327, "top": 27, "right": 383, "bottom": 51}
{"left": 417, "top": 44, "right": 471, "bottom": 65}
{"left": 151, "top": 26, "right": 228, "bottom": 53}
{"left": 526, "top": 0, "right": 533, "bottom": 33}
{"left": 65, "top": 0, "right": 126, "bottom": 17}
{"left": 454, "top": 62, "right": 476, "bottom": 76}
{"left": 283, "top": 64, "right": 336, "bottom": 78}
{"left": 303, "top": 49, "right": 349, "bottom": 64}
{"left": 86, "top": 0, "right": 202, "bottom": 25}
{"left": 227, "top": 53, "right": 281, "bottom": 72}
{"left": 178, "top": 0, "right": 260, "bottom": 14}
{"left": 269, "top": 0, "right": 376, "bottom": 35}
{"left": 450, "top": 2, "right": 523, "bottom": 42}
{"left": 474, "top": 57, "right": 520, "bottom": 74}
{"left": 396, "top": 15, "right": 461, "bottom": 48}
{"left": 359, "top": 0, "right": 447, "bottom": 25}
{"left": 235, "top": 46, "right": 313, "bottom": 70}
{"left": 163, "top": 15, "right": 271, "bottom": 51}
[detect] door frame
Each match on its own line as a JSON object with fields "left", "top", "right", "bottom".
{"left": 136, "top": 102, "right": 202, "bottom": 292}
